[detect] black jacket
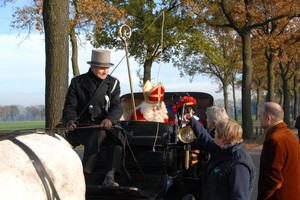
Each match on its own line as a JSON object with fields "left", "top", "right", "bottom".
{"left": 295, "top": 115, "right": 300, "bottom": 130}
{"left": 62, "top": 69, "right": 123, "bottom": 125}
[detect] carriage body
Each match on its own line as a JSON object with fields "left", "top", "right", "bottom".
{"left": 85, "top": 92, "right": 214, "bottom": 200}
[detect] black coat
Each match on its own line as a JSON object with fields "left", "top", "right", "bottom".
{"left": 62, "top": 70, "right": 124, "bottom": 146}
{"left": 295, "top": 115, "right": 300, "bottom": 140}
{"left": 295, "top": 115, "right": 300, "bottom": 129}
{"left": 62, "top": 69, "right": 123, "bottom": 125}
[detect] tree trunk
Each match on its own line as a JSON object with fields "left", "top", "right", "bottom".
{"left": 70, "top": 27, "right": 80, "bottom": 76}
{"left": 256, "top": 87, "right": 260, "bottom": 121}
{"left": 222, "top": 81, "right": 229, "bottom": 114}
{"left": 266, "top": 53, "right": 276, "bottom": 102}
{"left": 241, "top": 33, "right": 253, "bottom": 138}
{"left": 294, "top": 75, "right": 299, "bottom": 119}
{"left": 70, "top": 0, "right": 80, "bottom": 76}
{"left": 43, "top": 0, "right": 69, "bottom": 129}
{"left": 278, "top": 89, "right": 283, "bottom": 106}
{"left": 143, "top": 59, "right": 153, "bottom": 84}
{"left": 232, "top": 80, "right": 238, "bottom": 121}
{"left": 282, "top": 77, "right": 291, "bottom": 127}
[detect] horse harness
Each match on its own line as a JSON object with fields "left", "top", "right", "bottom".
{"left": 0, "top": 131, "right": 61, "bottom": 200}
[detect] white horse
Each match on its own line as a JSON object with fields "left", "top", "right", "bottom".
{"left": 0, "top": 132, "right": 85, "bottom": 200}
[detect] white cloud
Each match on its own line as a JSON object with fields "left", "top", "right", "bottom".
{"left": 0, "top": 34, "right": 236, "bottom": 106}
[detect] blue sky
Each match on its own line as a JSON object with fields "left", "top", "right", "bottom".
{"left": 0, "top": 2, "right": 226, "bottom": 106}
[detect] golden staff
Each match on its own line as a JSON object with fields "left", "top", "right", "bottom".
{"left": 119, "top": 24, "right": 137, "bottom": 120}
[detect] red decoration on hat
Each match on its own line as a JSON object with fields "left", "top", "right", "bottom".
{"left": 172, "top": 96, "right": 197, "bottom": 113}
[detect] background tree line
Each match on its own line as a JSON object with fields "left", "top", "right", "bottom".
{"left": 0, "top": 105, "right": 45, "bottom": 121}
{"left": 1, "top": 0, "right": 300, "bottom": 138}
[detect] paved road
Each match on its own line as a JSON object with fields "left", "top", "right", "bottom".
{"left": 248, "top": 145, "right": 262, "bottom": 200}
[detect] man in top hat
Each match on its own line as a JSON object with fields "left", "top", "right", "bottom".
{"left": 131, "top": 80, "right": 169, "bottom": 123}
{"left": 62, "top": 49, "right": 124, "bottom": 187}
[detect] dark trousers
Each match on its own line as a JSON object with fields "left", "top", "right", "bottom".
{"left": 82, "top": 129, "right": 123, "bottom": 174}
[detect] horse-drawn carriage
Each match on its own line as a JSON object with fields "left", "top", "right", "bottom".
{"left": 0, "top": 91, "right": 213, "bottom": 199}
{"left": 85, "top": 91, "right": 214, "bottom": 200}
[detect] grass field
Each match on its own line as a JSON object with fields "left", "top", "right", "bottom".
{"left": 0, "top": 121, "right": 45, "bottom": 131}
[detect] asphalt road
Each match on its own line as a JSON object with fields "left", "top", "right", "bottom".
{"left": 249, "top": 145, "right": 262, "bottom": 200}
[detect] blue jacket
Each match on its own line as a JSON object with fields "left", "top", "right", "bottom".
{"left": 189, "top": 117, "right": 255, "bottom": 200}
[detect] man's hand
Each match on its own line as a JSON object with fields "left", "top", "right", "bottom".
{"left": 101, "top": 119, "right": 112, "bottom": 129}
{"left": 66, "top": 120, "right": 77, "bottom": 132}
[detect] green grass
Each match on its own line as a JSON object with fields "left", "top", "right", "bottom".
{"left": 229, "top": 115, "right": 259, "bottom": 124}
{"left": 0, "top": 121, "right": 45, "bottom": 131}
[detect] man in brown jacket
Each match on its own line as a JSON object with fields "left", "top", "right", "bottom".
{"left": 257, "top": 102, "right": 300, "bottom": 200}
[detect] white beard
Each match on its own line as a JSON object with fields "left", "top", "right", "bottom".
{"left": 137, "top": 101, "right": 169, "bottom": 122}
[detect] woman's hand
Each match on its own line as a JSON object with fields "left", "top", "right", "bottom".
{"left": 183, "top": 108, "right": 193, "bottom": 123}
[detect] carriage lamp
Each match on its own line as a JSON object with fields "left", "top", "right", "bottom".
{"left": 178, "top": 126, "right": 195, "bottom": 144}
{"left": 178, "top": 126, "right": 196, "bottom": 169}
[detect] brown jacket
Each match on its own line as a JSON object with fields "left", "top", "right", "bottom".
{"left": 257, "top": 122, "right": 300, "bottom": 200}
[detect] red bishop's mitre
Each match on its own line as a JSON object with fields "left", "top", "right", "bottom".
{"left": 143, "top": 80, "right": 165, "bottom": 104}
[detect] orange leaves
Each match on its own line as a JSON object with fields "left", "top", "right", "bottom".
{"left": 10, "top": 0, "right": 43, "bottom": 33}
{"left": 9, "top": 0, "right": 127, "bottom": 42}
{"left": 68, "top": 0, "right": 126, "bottom": 34}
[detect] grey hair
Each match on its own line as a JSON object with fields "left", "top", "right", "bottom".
{"left": 261, "top": 102, "right": 284, "bottom": 121}
{"left": 206, "top": 106, "right": 229, "bottom": 123}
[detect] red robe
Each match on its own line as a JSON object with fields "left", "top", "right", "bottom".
{"left": 130, "top": 109, "right": 169, "bottom": 123}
